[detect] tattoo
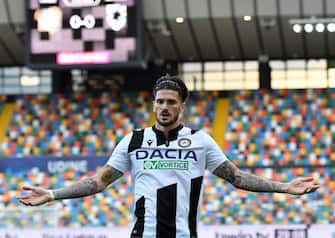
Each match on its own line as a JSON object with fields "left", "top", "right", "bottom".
{"left": 213, "top": 161, "right": 286, "bottom": 193}
{"left": 53, "top": 178, "right": 99, "bottom": 200}
{"left": 101, "top": 166, "right": 123, "bottom": 185}
{"left": 213, "top": 160, "right": 237, "bottom": 184}
{"left": 52, "top": 166, "right": 123, "bottom": 201}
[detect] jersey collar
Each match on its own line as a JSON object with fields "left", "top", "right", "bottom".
{"left": 152, "top": 124, "right": 184, "bottom": 146}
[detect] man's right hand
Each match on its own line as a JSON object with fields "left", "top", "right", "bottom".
{"left": 17, "top": 185, "right": 53, "bottom": 206}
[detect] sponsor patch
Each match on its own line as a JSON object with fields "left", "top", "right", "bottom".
{"left": 144, "top": 160, "right": 188, "bottom": 170}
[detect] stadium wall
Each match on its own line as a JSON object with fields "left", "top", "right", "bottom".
{"left": 0, "top": 156, "right": 108, "bottom": 174}
{"left": 0, "top": 224, "right": 334, "bottom": 238}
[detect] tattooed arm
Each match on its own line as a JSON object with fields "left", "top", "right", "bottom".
{"left": 52, "top": 165, "right": 123, "bottom": 200}
{"left": 213, "top": 160, "right": 320, "bottom": 195}
{"left": 18, "top": 165, "right": 123, "bottom": 206}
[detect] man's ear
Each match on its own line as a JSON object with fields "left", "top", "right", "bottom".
{"left": 152, "top": 100, "right": 156, "bottom": 112}
{"left": 181, "top": 102, "right": 186, "bottom": 112}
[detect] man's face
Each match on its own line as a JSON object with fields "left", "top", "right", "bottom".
{"left": 153, "top": 89, "right": 185, "bottom": 127}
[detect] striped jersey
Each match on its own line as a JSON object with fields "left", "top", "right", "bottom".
{"left": 106, "top": 125, "right": 228, "bottom": 238}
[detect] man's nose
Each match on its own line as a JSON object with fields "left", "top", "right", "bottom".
{"left": 160, "top": 102, "right": 169, "bottom": 109}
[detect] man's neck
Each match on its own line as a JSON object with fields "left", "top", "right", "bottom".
{"left": 154, "top": 122, "right": 182, "bottom": 139}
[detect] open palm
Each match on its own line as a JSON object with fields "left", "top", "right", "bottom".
{"left": 286, "top": 177, "right": 320, "bottom": 195}
{"left": 17, "top": 185, "right": 52, "bottom": 206}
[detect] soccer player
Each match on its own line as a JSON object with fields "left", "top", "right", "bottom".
{"left": 18, "top": 75, "right": 320, "bottom": 238}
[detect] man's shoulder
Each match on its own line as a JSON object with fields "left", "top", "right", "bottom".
{"left": 129, "top": 127, "right": 149, "bottom": 136}
{"left": 133, "top": 126, "right": 153, "bottom": 132}
{"left": 181, "top": 128, "right": 214, "bottom": 144}
{"left": 179, "top": 126, "right": 204, "bottom": 136}
{"left": 133, "top": 127, "right": 147, "bottom": 131}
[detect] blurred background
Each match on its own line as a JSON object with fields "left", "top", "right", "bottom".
{"left": 0, "top": 0, "right": 334, "bottom": 237}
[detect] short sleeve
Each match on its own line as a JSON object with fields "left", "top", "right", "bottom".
{"left": 201, "top": 131, "right": 228, "bottom": 172}
{"left": 106, "top": 133, "right": 132, "bottom": 173}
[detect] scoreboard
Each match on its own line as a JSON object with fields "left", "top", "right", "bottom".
{"left": 25, "top": 0, "right": 143, "bottom": 69}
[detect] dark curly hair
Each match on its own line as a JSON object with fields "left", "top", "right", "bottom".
{"left": 152, "top": 74, "right": 189, "bottom": 102}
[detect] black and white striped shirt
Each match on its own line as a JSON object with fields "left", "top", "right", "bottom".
{"left": 107, "top": 125, "right": 228, "bottom": 238}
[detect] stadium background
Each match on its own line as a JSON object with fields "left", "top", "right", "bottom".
{"left": 0, "top": 0, "right": 335, "bottom": 237}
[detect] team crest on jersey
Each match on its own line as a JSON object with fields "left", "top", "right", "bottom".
{"left": 178, "top": 138, "right": 191, "bottom": 148}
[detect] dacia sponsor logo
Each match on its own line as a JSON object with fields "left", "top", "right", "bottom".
{"left": 135, "top": 149, "right": 197, "bottom": 161}
{"left": 144, "top": 160, "right": 188, "bottom": 170}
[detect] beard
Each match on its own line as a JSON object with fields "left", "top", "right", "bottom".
{"left": 156, "top": 112, "right": 179, "bottom": 127}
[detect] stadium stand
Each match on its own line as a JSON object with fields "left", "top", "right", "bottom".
{"left": 184, "top": 91, "right": 219, "bottom": 134}
{"left": 0, "top": 91, "right": 151, "bottom": 157}
{"left": 225, "top": 88, "right": 335, "bottom": 166}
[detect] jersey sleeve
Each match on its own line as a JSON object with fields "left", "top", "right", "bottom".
{"left": 201, "top": 130, "right": 229, "bottom": 172}
{"left": 105, "top": 132, "right": 132, "bottom": 173}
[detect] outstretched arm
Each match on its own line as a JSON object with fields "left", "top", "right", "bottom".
{"left": 18, "top": 165, "right": 123, "bottom": 206}
{"left": 213, "top": 160, "right": 320, "bottom": 195}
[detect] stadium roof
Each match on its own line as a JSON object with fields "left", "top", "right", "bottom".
{"left": 0, "top": 0, "right": 335, "bottom": 66}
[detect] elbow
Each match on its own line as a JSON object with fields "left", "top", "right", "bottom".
{"left": 97, "top": 180, "right": 109, "bottom": 193}
{"left": 97, "top": 185, "right": 106, "bottom": 193}
{"left": 93, "top": 176, "right": 108, "bottom": 193}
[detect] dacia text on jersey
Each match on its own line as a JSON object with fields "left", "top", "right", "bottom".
{"left": 135, "top": 149, "right": 197, "bottom": 170}
{"left": 135, "top": 149, "right": 197, "bottom": 161}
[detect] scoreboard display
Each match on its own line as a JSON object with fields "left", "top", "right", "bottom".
{"left": 25, "top": 0, "right": 143, "bottom": 69}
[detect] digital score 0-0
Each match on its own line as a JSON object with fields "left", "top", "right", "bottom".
{"left": 25, "top": 0, "right": 144, "bottom": 69}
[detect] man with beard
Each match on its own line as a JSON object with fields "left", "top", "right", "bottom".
{"left": 18, "top": 75, "right": 320, "bottom": 238}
